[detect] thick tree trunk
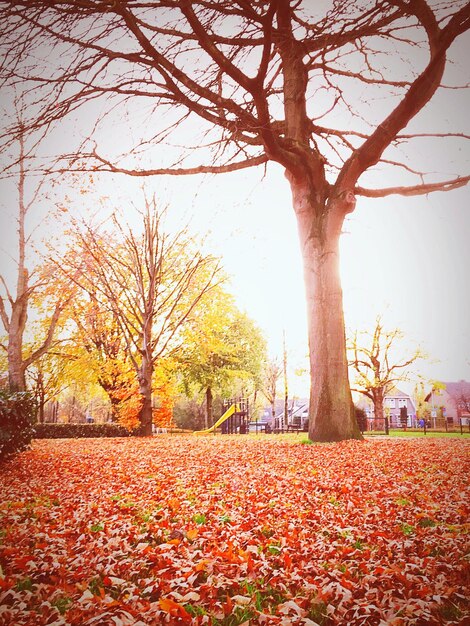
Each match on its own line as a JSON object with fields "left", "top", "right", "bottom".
{"left": 373, "top": 391, "right": 385, "bottom": 431}
{"left": 8, "top": 335, "right": 26, "bottom": 392}
{"left": 290, "top": 179, "right": 362, "bottom": 441}
{"left": 98, "top": 377, "right": 131, "bottom": 422}
{"left": 108, "top": 395, "right": 122, "bottom": 422}
{"left": 139, "top": 393, "right": 153, "bottom": 436}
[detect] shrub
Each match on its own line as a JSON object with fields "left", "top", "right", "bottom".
{"left": 355, "top": 406, "right": 367, "bottom": 432}
{"left": 0, "top": 390, "right": 36, "bottom": 460}
{"left": 33, "top": 423, "right": 133, "bottom": 439}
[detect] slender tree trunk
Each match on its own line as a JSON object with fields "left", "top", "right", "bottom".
{"left": 290, "top": 179, "right": 362, "bottom": 441}
{"left": 4, "top": 128, "right": 62, "bottom": 392}
{"left": 138, "top": 353, "right": 153, "bottom": 436}
{"left": 36, "top": 371, "right": 45, "bottom": 423}
{"left": 38, "top": 392, "right": 45, "bottom": 423}
{"left": 206, "top": 386, "right": 213, "bottom": 429}
{"left": 7, "top": 130, "right": 28, "bottom": 393}
{"left": 283, "top": 331, "right": 289, "bottom": 429}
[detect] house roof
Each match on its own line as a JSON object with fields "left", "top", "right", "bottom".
{"left": 442, "top": 381, "right": 470, "bottom": 398}
{"left": 425, "top": 380, "right": 470, "bottom": 402}
{"left": 386, "top": 386, "right": 410, "bottom": 398}
{"left": 354, "top": 387, "right": 416, "bottom": 412}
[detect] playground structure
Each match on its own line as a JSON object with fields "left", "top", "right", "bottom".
{"left": 194, "top": 398, "right": 249, "bottom": 435}
{"left": 221, "top": 398, "right": 249, "bottom": 434}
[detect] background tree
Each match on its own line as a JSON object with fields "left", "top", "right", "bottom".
{"left": 26, "top": 351, "right": 73, "bottom": 424}
{"left": 454, "top": 386, "right": 470, "bottom": 415}
{"left": 172, "top": 396, "right": 207, "bottom": 432}
{"left": 60, "top": 198, "right": 222, "bottom": 435}
{"left": 261, "top": 357, "right": 283, "bottom": 424}
{"left": 0, "top": 125, "right": 71, "bottom": 392}
{"left": 67, "top": 290, "right": 136, "bottom": 422}
{"left": 1, "top": 1, "right": 469, "bottom": 439}
{"left": 179, "top": 287, "right": 267, "bottom": 428}
{"left": 348, "top": 316, "right": 425, "bottom": 429}
{"left": 152, "top": 360, "right": 177, "bottom": 430}
{"left": 413, "top": 381, "right": 431, "bottom": 421}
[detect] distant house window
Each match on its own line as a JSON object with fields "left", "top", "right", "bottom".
{"left": 386, "top": 398, "right": 396, "bottom": 408}
{"left": 398, "top": 399, "right": 407, "bottom": 408}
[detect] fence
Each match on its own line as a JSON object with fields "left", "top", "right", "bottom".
{"left": 359, "top": 416, "right": 470, "bottom": 436}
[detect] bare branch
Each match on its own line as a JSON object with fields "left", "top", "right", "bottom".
{"left": 336, "top": 1, "right": 470, "bottom": 194}
{"left": 66, "top": 150, "right": 268, "bottom": 176}
{"left": 0, "top": 296, "right": 10, "bottom": 333}
{"left": 356, "top": 175, "right": 470, "bottom": 197}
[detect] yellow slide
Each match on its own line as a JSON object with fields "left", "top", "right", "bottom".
{"left": 194, "top": 403, "right": 237, "bottom": 435}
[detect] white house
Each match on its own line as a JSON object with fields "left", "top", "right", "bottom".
{"left": 357, "top": 387, "right": 417, "bottom": 428}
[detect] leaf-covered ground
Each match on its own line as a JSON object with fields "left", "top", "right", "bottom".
{"left": 0, "top": 436, "right": 469, "bottom": 626}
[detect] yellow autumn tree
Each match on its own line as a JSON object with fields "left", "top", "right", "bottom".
{"left": 58, "top": 196, "right": 222, "bottom": 435}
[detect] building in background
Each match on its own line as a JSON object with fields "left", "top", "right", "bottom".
{"left": 356, "top": 387, "right": 417, "bottom": 428}
{"left": 426, "top": 381, "right": 470, "bottom": 426}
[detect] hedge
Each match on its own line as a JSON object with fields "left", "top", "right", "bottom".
{"left": 0, "top": 390, "right": 36, "bottom": 460}
{"left": 355, "top": 406, "right": 368, "bottom": 432}
{"left": 33, "top": 423, "right": 134, "bottom": 439}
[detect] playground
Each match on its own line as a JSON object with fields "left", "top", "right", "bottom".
{"left": 193, "top": 398, "right": 470, "bottom": 439}
{"left": 195, "top": 399, "right": 252, "bottom": 435}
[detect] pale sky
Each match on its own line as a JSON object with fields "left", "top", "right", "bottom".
{"left": 1, "top": 134, "right": 469, "bottom": 398}
{"left": 152, "top": 166, "right": 470, "bottom": 396}
{"left": 0, "top": 6, "right": 469, "bottom": 399}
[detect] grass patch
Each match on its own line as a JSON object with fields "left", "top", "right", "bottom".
{"left": 387, "top": 430, "right": 470, "bottom": 438}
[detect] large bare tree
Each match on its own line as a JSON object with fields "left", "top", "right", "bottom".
{"left": 348, "top": 316, "right": 425, "bottom": 430}
{"left": 261, "top": 357, "right": 283, "bottom": 424}
{"left": 0, "top": 1, "right": 469, "bottom": 439}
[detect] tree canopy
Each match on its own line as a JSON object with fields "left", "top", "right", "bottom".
{"left": 179, "top": 286, "right": 267, "bottom": 427}
{"left": 0, "top": 0, "right": 467, "bottom": 192}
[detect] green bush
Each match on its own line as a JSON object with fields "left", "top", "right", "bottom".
{"left": 355, "top": 406, "right": 367, "bottom": 432}
{"left": 0, "top": 390, "right": 36, "bottom": 460}
{"left": 33, "top": 422, "right": 133, "bottom": 439}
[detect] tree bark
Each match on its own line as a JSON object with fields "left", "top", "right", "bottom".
{"left": 290, "top": 178, "right": 362, "bottom": 441}
{"left": 206, "top": 386, "right": 213, "bottom": 429}
{"left": 138, "top": 353, "right": 153, "bottom": 436}
{"left": 373, "top": 390, "right": 385, "bottom": 431}
{"left": 8, "top": 327, "right": 27, "bottom": 392}
{"left": 97, "top": 376, "right": 132, "bottom": 422}
{"left": 7, "top": 129, "right": 28, "bottom": 393}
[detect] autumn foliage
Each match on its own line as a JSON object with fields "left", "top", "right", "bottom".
{"left": 0, "top": 437, "right": 468, "bottom": 625}
{"left": 115, "top": 381, "right": 142, "bottom": 433}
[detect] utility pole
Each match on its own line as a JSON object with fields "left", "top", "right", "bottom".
{"left": 283, "top": 330, "right": 288, "bottom": 430}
